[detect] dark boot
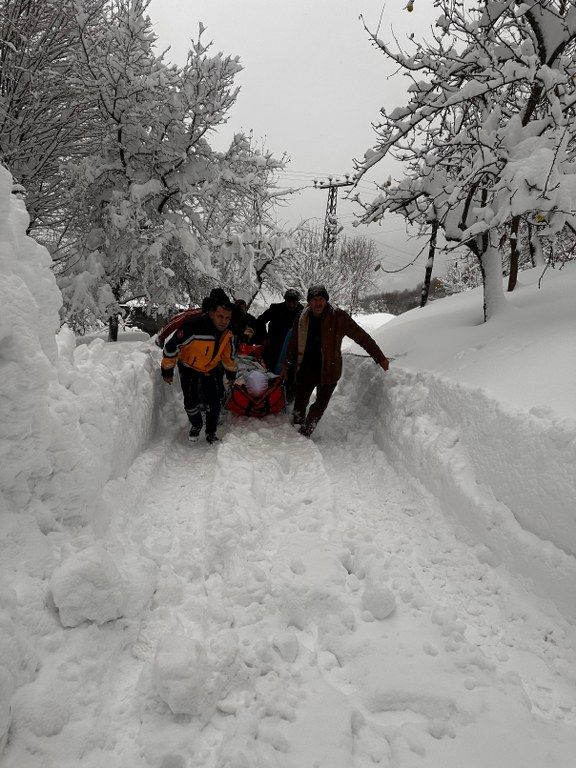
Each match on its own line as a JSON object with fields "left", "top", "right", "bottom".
{"left": 298, "top": 420, "right": 317, "bottom": 438}
{"left": 291, "top": 409, "right": 304, "bottom": 426}
{"left": 188, "top": 425, "right": 202, "bottom": 442}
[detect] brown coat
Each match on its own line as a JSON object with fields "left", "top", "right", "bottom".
{"left": 286, "top": 304, "right": 388, "bottom": 384}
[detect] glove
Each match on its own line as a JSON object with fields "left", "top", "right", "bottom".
{"left": 380, "top": 357, "right": 390, "bottom": 372}
{"left": 161, "top": 367, "right": 174, "bottom": 384}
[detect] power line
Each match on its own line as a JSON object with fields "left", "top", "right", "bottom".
{"left": 278, "top": 171, "right": 378, "bottom": 189}
{"left": 278, "top": 168, "right": 380, "bottom": 183}
{"left": 277, "top": 174, "right": 380, "bottom": 196}
{"left": 278, "top": 170, "right": 377, "bottom": 187}
{"left": 278, "top": 167, "right": 350, "bottom": 176}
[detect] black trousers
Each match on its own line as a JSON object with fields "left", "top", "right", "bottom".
{"left": 292, "top": 366, "right": 337, "bottom": 428}
{"left": 178, "top": 364, "right": 221, "bottom": 435}
{"left": 263, "top": 341, "right": 282, "bottom": 373}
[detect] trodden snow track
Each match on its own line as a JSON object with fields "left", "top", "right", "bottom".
{"left": 3, "top": 387, "right": 576, "bottom": 768}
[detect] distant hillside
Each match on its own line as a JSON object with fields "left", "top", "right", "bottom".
{"left": 359, "top": 277, "right": 448, "bottom": 315}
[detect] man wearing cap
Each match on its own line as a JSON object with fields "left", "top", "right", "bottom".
{"left": 257, "top": 288, "right": 304, "bottom": 373}
{"left": 282, "top": 285, "right": 389, "bottom": 437}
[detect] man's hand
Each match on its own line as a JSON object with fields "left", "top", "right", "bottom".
{"left": 380, "top": 357, "right": 390, "bottom": 372}
{"left": 161, "top": 367, "right": 174, "bottom": 384}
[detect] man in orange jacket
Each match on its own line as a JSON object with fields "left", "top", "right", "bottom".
{"left": 161, "top": 296, "right": 237, "bottom": 443}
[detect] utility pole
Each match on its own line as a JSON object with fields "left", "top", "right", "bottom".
{"left": 314, "top": 175, "right": 354, "bottom": 260}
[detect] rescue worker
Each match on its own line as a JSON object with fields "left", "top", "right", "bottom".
{"left": 257, "top": 288, "right": 304, "bottom": 372}
{"left": 160, "top": 296, "right": 237, "bottom": 443}
{"left": 231, "top": 298, "right": 263, "bottom": 344}
{"left": 283, "top": 285, "right": 389, "bottom": 437}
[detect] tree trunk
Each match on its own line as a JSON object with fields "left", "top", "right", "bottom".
{"left": 507, "top": 216, "right": 520, "bottom": 292}
{"left": 108, "top": 314, "right": 119, "bottom": 342}
{"left": 480, "top": 241, "right": 507, "bottom": 321}
{"left": 529, "top": 225, "right": 546, "bottom": 266}
{"left": 527, "top": 224, "right": 536, "bottom": 266}
{"left": 420, "top": 221, "right": 439, "bottom": 307}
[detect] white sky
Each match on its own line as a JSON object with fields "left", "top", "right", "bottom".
{"left": 148, "top": 0, "right": 448, "bottom": 289}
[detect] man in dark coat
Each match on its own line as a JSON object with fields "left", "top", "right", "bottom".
{"left": 231, "top": 299, "right": 264, "bottom": 345}
{"left": 257, "top": 288, "right": 304, "bottom": 372}
{"left": 283, "top": 285, "right": 389, "bottom": 437}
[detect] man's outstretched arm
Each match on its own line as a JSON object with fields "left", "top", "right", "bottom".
{"left": 345, "top": 315, "right": 389, "bottom": 371}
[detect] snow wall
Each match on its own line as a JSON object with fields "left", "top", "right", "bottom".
{"left": 341, "top": 361, "right": 576, "bottom": 622}
{"left": 0, "top": 164, "right": 159, "bottom": 751}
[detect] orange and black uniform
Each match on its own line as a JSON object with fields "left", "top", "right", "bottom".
{"left": 161, "top": 314, "right": 237, "bottom": 435}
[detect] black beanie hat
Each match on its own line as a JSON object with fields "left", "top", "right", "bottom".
{"left": 284, "top": 288, "right": 301, "bottom": 301}
{"left": 206, "top": 287, "right": 232, "bottom": 310}
{"left": 209, "top": 287, "right": 231, "bottom": 305}
{"left": 307, "top": 284, "right": 329, "bottom": 302}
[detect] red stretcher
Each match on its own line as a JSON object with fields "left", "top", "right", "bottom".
{"left": 225, "top": 342, "right": 285, "bottom": 418}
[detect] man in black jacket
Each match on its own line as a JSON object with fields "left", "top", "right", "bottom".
{"left": 257, "top": 288, "right": 303, "bottom": 373}
{"left": 231, "top": 299, "right": 264, "bottom": 345}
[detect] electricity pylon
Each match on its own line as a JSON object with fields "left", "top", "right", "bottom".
{"left": 314, "top": 176, "right": 354, "bottom": 261}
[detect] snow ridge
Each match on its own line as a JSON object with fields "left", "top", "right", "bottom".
{"left": 342, "top": 360, "right": 576, "bottom": 622}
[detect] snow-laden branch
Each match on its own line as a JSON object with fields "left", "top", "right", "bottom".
{"left": 353, "top": 0, "right": 576, "bottom": 320}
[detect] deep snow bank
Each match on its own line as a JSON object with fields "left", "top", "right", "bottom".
{"left": 343, "top": 264, "right": 576, "bottom": 620}
{"left": 369, "top": 262, "right": 576, "bottom": 423}
{"left": 340, "top": 360, "right": 576, "bottom": 622}
{"left": 52, "top": 331, "right": 159, "bottom": 524}
{"left": 0, "top": 162, "right": 159, "bottom": 524}
{"left": 0, "top": 165, "right": 62, "bottom": 512}
{"left": 0, "top": 163, "right": 159, "bottom": 752}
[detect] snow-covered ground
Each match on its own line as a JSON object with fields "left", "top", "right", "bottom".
{"left": 1, "top": 170, "right": 576, "bottom": 767}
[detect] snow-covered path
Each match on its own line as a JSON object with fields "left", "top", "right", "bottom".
{"left": 4, "top": 387, "right": 576, "bottom": 768}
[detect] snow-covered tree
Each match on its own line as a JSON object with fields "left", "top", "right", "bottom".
{"left": 59, "top": 1, "right": 286, "bottom": 338}
{"left": 338, "top": 233, "right": 380, "bottom": 312}
{"left": 275, "top": 224, "right": 379, "bottom": 312}
{"left": 355, "top": 0, "right": 576, "bottom": 321}
{"left": 0, "top": 0, "right": 105, "bottom": 234}
{"left": 441, "top": 252, "right": 483, "bottom": 295}
{"left": 214, "top": 227, "right": 292, "bottom": 307}
{"left": 205, "top": 135, "right": 290, "bottom": 306}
